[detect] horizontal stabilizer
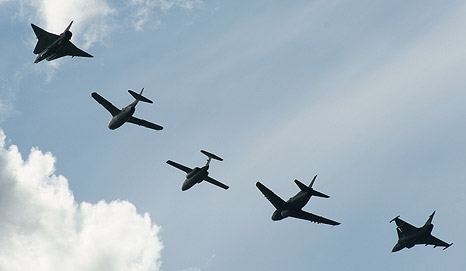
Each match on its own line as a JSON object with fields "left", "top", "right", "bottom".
{"left": 201, "top": 150, "right": 223, "bottom": 161}
{"left": 129, "top": 89, "right": 153, "bottom": 103}
{"left": 294, "top": 179, "right": 329, "bottom": 198}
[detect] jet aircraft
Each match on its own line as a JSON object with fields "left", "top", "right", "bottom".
{"left": 390, "top": 211, "right": 452, "bottom": 252}
{"left": 31, "top": 21, "right": 93, "bottom": 63}
{"left": 91, "top": 88, "right": 163, "bottom": 131}
{"left": 166, "top": 150, "right": 229, "bottom": 191}
{"left": 256, "top": 176, "right": 340, "bottom": 225}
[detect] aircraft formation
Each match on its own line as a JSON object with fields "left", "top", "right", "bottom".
{"left": 30, "top": 21, "right": 453, "bottom": 253}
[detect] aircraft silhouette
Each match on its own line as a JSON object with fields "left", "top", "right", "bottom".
{"left": 91, "top": 88, "right": 163, "bottom": 131}
{"left": 167, "top": 150, "right": 229, "bottom": 191}
{"left": 390, "top": 211, "right": 452, "bottom": 252}
{"left": 256, "top": 176, "right": 340, "bottom": 225}
{"left": 31, "top": 21, "right": 93, "bottom": 63}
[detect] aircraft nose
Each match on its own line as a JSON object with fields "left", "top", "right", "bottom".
{"left": 181, "top": 180, "right": 189, "bottom": 191}
{"left": 392, "top": 244, "right": 403, "bottom": 252}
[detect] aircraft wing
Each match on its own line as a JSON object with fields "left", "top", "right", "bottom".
{"left": 91, "top": 92, "right": 120, "bottom": 117}
{"left": 204, "top": 176, "right": 229, "bottom": 190}
{"left": 31, "top": 24, "right": 60, "bottom": 54}
{"left": 127, "top": 116, "right": 163, "bottom": 131}
{"left": 53, "top": 40, "right": 93, "bottom": 60}
{"left": 390, "top": 216, "right": 417, "bottom": 235}
{"left": 256, "top": 182, "right": 287, "bottom": 210}
{"left": 166, "top": 160, "right": 192, "bottom": 173}
{"left": 290, "top": 210, "right": 340, "bottom": 226}
{"left": 419, "top": 234, "right": 452, "bottom": 249}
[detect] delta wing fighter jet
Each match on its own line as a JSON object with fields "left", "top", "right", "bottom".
{"left": 256, "top": 176, "right": 340, "bottom": 225}
{"left": 91, "top": 88, "right": 163, "bottom": 131}
{"left": 390, "top": 211, "right": 452, "bottom": 252}
{"left": 167, "top": 150, "right": 229, "bottom": 191}
{"left": 31, "top": 21, "right": 93, "bottom": 63}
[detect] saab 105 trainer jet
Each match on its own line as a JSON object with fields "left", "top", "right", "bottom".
{"left": 31, "top": 21, "right": 93, "bottom": 63}
{"left": 390, "top": 211, "right": 452, "bottom": 252}
{"left": 256, "top": 176, "right": 340, "bottom": 226}
{"left": 91, "top": 88, "right": 163, "bottom": 131}
{"left": 167, "top": 150, "right": 229, "bottom": 191}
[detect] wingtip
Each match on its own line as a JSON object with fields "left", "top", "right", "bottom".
{"left": 390, "top": 215, "right": 400, "bottom": 223}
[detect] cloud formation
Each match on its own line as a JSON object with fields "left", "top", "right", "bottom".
{"left": 0, "top": 130, "right": 162, "bottom": 271}
{"left": 4, "top": 0, "right": 202, "bottom": 47}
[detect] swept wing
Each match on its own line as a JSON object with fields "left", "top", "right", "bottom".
{"left": 128, "top": 116, "right": 163, "bottom": 130}
{"left": 166, "top": 160, "right": 192, "bottom": 173}
{"left": 204, "top": 176, "right": 229, "bottom": 190}
{"left": 256, "top": 182, "right": 287, "bottom": 210}
{"left": 391, "top": 216, "right": 417, "bottom": 235}
{"left": 31, "top": 24, "right": 59, "bottom": 54}
{"left": 91, "top": 92, "right": 120, "bottom": 116}
{"left": 53, "top": 40, "right": 93, "bottom": 60}
{"left": 290, "top": 210, "right": 340, "bottom": 226}
{"left": 418, "top": 234, "right": 452, "bottom": 249}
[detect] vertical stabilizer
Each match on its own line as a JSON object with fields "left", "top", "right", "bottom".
{"left": 294, "top": 176, "right": 330, "bottom": 198}
{"left": 425, "top": 211, "right": 435, "bottom": 226}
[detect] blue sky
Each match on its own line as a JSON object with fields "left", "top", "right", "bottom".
{"left": 1, "top": 0, "right": 466, "bottom": 270}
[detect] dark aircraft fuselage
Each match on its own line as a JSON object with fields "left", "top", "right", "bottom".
{"left": 272, "top": 190, "right": 311, "bottom": 220}
{"left": 108, "top": 101, "right": 137, "bottom": 130}
{"left": 392, "top": 224, "right": 433, "bottom": 252}
{"left": 182, "top": 165, "right": 209, "bottom": 191}
{"left": 34, "top": 31, "right": 72, "bottom": 63}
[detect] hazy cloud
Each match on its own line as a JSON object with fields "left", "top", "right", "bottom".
{"left": 3, "top": 0, "right": 203, "bottom": 46}
{"left": 0, "top": 130, "right": 163, "bottom": 271}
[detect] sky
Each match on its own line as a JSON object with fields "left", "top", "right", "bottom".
{"left": 1, "top": 0, "right": 466, "bottom": 270}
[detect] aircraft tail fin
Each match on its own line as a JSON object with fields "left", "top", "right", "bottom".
{"left": 129, "top": 88, "right": 153, "bottom": 103}
{"left": 425, "top": 211, "right": 435, "bottom": 226}
{"left": 294, "top": 176, "right": 330, "bottom": 198}
{"left": 64, "top": 21, "right": 73, "bottom": 33}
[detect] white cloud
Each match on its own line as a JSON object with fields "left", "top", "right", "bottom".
{"left": 0, "top": 130, "right": 163, "bottom": 271}
{"left": 182, "top": 254, "right": 215, "bottom": 271}
{"left": 128, "top": 0, "right": 203, "bottom": 31}
{"left": 3, "top": 0, "right": 203, "bottom": 45}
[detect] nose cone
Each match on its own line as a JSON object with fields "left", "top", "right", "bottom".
{"left": 181, "top": 179, "right": 191, "bottom": 191}
{"left": 34, "top": 55, "right": 42, "bottom": 63}
{"left": 108, "top": 118, "right": 120, "bottom": 130}
{"left": 392, "top": 243, "right": 403, "bottom": 252}
{"left": 271, "top": 210, "right": 283, "bottom": 221}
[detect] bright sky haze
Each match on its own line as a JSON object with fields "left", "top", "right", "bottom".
{"left": 1, "top": 0, "right": 466, "bottom": 270}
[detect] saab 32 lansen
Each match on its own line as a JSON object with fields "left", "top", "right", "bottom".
{"left": 31, "top": 21, "right": 93, "bottom": 63}
{"left": 91, "top": 88, "right": 163, "bottom": 131}
{"left": 256, "top": 176, "right": 340, "bottom": 226}
{"left": 167, "top": 150, "right": 229, "bottom": 191}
